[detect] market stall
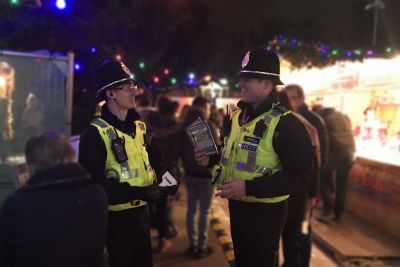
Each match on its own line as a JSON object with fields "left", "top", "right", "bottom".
{"left": 282, "top": 56, "right": 400, "bottom": 238}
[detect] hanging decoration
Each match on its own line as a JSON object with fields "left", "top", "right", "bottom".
{"left": 267, "top": 35, "right": 396, "bottom": 69}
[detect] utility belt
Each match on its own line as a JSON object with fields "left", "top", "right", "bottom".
{"left": 108, "top": 199, "right": 147, "bottom": 212}
{"left": 229, "top": 197, "right": 288, "bottom": 209}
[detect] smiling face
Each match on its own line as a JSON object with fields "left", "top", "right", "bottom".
{"left": 110, "top": 82, "right": 137, "bottom": 110}
{"left": 239, "top": 76, "right": 273, "bottom": 109}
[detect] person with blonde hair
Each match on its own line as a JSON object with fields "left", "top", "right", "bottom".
{"left": 0, "top": 131, "right": 108, "bottom": 267}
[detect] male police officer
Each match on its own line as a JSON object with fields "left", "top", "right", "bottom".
{"left": 79, "top": 60, "right": 177, "bottom": 267}
{"left": 195, "top": 48, "right": 314, "bottom": 267}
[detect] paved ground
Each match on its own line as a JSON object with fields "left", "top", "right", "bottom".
{"left": 152, "top": 185, "right": 338, "bottom": 267}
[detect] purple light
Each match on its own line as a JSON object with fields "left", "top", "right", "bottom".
{"left": 346, "top": 51, "right": 353, "bottom": 57}
{"left": 366, "top": 50, "right": 374, "bottom": 56}
{"left": 91, "top": 47, "right": 96, "bottom": 53}
{"left": 291, "top": 39, "right": 297, "bottom": 45}
{"left": 74, "top": 63, "right": 81, "bottom": 70}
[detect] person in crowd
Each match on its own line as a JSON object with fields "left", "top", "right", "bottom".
{"left": 135, "top": 92, "right": 156, "bottom": 125}
{"left": 278, "top": 90, "right": 320, "bottom": 267}
{"left": 146, "top": 95, "right": 181, "bottom": 253}
{"left": 79, "top": 60, "right": 178, "bottom": 267}
{"left": 0, "top": 131, "right": 108, "bottom": 267}
{"left": 209, "top": 105, "right": 223, "bottom": 130}
{"left": 317, "top": 106, "right": 355, "bottom": 221}
{"left": 284, "top": 84, "right": 328, "bottom": 183}
{"left": 21, "top": 92, "right": 43, "bottom": 144}
{"left": 178, "top": 96, "right": 220, "bottom": 259}
{"left": 195, "top": 48, "right": 314, "bottom": 267}
{"left": 178, "top": 104, "right": 190, "bottom": 123}
{"left": 284, "top": 84, "right": 328, "bottom": 267}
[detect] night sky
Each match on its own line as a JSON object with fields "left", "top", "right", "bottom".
{"left": 201, "top": 0, "right": 400, "bottom": 48}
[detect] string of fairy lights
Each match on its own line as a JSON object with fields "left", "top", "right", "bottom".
{"left": 73, "top": 35, "right": 397, "bottom": 88}
{"left": 7, "top": 1, "right": 398, "bottom": 87}
{"left": 268, "top": 35, "right": 395, "bottom": 69}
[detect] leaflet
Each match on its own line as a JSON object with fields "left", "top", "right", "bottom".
{"left": 185, "top": 119, "right": 218, "bottom": 155}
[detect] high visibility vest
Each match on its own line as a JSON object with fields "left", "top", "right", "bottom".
{"left": 91, "top": 117, "right": 156, "bottom": 211}
{"left": 216, "top": 103, "right": 290, "bottom": 203}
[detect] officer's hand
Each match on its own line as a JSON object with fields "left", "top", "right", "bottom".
{"left": 215, "top": 179, "right": 246, "bottom": 199}
{"left": 160, "top": 183, "right": 180, "bottom": 196}
{"left": 144, "top": 184, "right": 162, "bottom": 202}
{"left": 194, "top": 148, "right": 209, "bottom": 167}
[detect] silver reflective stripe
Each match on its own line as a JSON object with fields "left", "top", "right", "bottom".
{"left": 97, "top": 77, "right": 134, "bottom": 97}
{"left": 221, "top": 155, "right": 228, "bottom": 166}
{"left": 106, "top": 128, "right": 117, "bottom": 139}
{"left": 105, "top": 128, "right": 135, "bottom": 179}
{"left": 270, "top": 109, "right": 281, "bottom": 117}
{"left": 236, "top": 162, "right": 272, "bottom": 175}
{"left": 247, "top": 151, "right": 257, "bottom": 165}
{"left": 91, "top": 118, "right": 108, "bottom": 128}
{"left": 263, "top": 115, "right": 272, "bottom": 123}
{"left": 146, "top": 164, "right": 153, "bottom": 173}
{"left": 240, "top": 70, "right": 280, "bottom": 77}
{"left": 121, "top": 169, "right": 139, "bottom": 180}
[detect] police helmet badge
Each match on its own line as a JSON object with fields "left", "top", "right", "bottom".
{"left": 241, "top": 51, "right": 250, "bottom": 68}
{"left": 120, "top": 62, "right": 132, "bottom": 76}
{"left": 120, "top": 62, "right": 135, "bottom": 80}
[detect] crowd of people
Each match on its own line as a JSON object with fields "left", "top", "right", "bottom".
{"left": 0, "top": 48, "right": 356, "bottom": 267}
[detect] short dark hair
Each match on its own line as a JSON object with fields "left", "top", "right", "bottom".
{"left": 156, "top": 95, "right": 179, "bottom": 116}
{"left": 192, "top": 96, "right": 209, "bottom": 109}
{"left": 25, "top": 131, "right": 75, "bottom": 170}
{"left": 284, "top": 84, "right": 304, "bottom": 98}
{"left": 184, "top": 106, "right": 207, "bottom": 127}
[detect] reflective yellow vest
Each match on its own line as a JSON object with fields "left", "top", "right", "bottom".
{"left": 91, "top": 117, "right": 156, "bottom": 211}
{"left": 216, "top": 103, "right": 290, "bottom": 203}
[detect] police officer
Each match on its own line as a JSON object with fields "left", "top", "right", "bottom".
{"left": 79, "top": 60, "right": 177, "bottom": 267}
{"left": 195, "top": 48, "right": 314, "bottom": 267}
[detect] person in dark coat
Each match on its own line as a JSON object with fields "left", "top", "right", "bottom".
{"left": 278, "top": 89, "right": 320, "bottom": 267}
{"left": 317, "top": 107, "right": 355, "bottom": 221}
{"left": 146, "top": 95, "right": 181, "bottom": 253}
{"left": 0, "top": 131, "right": 108, "bottom": 267}
{"left": 179, "top": 97, "right": 220, "bottom": 259}
{"left": 285, "top": 84, "right": 328, "bottom": 193}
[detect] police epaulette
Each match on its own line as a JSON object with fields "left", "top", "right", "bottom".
{"left": 90, "top": 117, "right": 108, "bottom": 128}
